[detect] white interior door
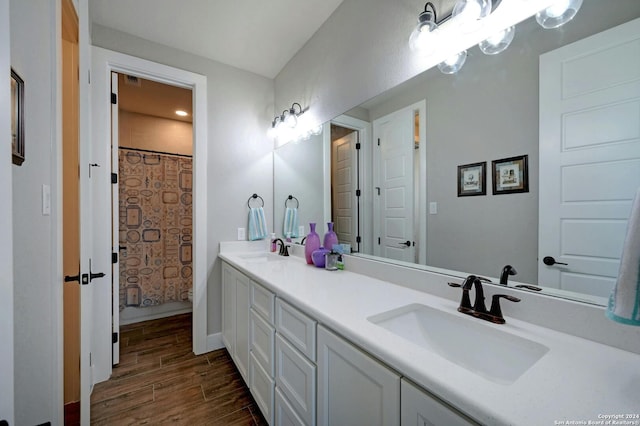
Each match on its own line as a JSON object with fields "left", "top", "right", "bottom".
{"left": 539, "top": 17, "right": 640, "bottom": 298}
{"left": 332, "top": 131, "right": 358, "bottom": 247}
{"left": 111, "top": 72, "right": 120, "bottom": 364}
{"left": 373, "top": 106, "right": 415, "bottom": 262}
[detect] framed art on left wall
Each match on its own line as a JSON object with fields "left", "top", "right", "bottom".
{"left": 11, "top": 68, "right": 24, "bottom": 166}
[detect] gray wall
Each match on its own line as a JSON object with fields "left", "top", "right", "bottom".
{"left": 276, "top": 0, "right": 640, "bottom": 285}
{"left": 0, "top": 0, "right": 14, "bottom": 423}
{"left": 10, "top": 0, "right": 59, "bottom": 423}
{"left": 91, "top": 26, "right": 274, "bottom": 339}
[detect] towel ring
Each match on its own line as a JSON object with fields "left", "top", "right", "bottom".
{"left": 247, "top": 193, "right": 264, "bottom": 208}
{"left": 285, "top": 195, "right": 299, "bottom": 208}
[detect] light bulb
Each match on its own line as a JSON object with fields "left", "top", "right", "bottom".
{"left": 536, "top": 0, "right": 583, "bottom": 29}
{"left": 479, "top": 26, "right": 515, "bottom": 55}
{"left": 452, "top": 0, "right": 492, "bottom": 33}
{"left": 285, "top": 112, "right": 297, "bottom": 128}
{"left": 409, "top": 10, "right": 438, "bottom": 52}
{"left": 437, "top": 50, "right": 467, "bottom": 74}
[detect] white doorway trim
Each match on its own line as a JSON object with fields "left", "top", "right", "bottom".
{"left": 91, "top": 47, "right": 208, "bottom": 384}
{"left": 324, "top": 115, "right": 371, "bottom": 253}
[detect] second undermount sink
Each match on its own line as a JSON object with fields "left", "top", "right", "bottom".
{"left": 237, "top": 252, "right": 285, "bottom": 263}
{"left": 368, "top": 303, "right": 549, "bottom": 385}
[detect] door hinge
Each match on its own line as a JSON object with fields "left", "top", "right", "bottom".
{"left": 111, "top": 93, "right": 117, "bottom": 104}
{"left": 112, "top": 252, "right": 118, "bottom": 264}
{"left": 356, "top": 236, "right": 361, "bottom": 243}
{"left": 378, "top": 237, "right": 381, "bottom": 245}
{"left": 111, "top": 173, "right": 118, "bottom": 184}
{"left": 355, "top": 142, "right": 361, "bottom": 150}
{"left": 377, "top": 138, "right": 381, "bottom": 146}
{"left": 356, "top": 189, "right": 361, "bottom": 197}
{"left": 112, "top": 332, "right": 119, "bottom": 344}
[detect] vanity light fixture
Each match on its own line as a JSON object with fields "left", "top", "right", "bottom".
{"left": 478, "top": 25, "right": 515, "bottom": 55}
{"left": 268, "top": 102, "right": 316, "bottom": 143}
{"left": 536, "top": 0, "right": 583, "bottom": 29}
{"left": 437, "top": 50, "right": 468, "bottom": 74}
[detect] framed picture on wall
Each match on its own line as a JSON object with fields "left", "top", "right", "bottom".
{"left": 457, "top": 161, "right": 486, "bottom": 197}
{"left": 492, "top": 155, "right": 529, "bottom": 194}
{"left": 11, "top": 68, "right": 25, "bottom": 166}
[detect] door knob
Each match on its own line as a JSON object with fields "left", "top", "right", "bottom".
{"left": 543, "top": 256, "right": 568, "bottom": 266}
{"left": 399, "top": 240, "right": 411, "bottom": 247}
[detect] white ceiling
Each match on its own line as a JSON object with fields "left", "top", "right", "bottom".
{"left": 89, "top": 0, "right": 345, "bottom": 79}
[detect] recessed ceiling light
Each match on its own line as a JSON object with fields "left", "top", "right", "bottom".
{"left": 175, "top": 110, "right": 188, "bottom": 117}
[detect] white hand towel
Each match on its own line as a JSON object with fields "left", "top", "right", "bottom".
{"left": 607, "top": 187, "right": 640, "bottom": 326}
{"left": 248, "top": 207, "right": 268, "bottom": 241}
{"left": 283, "top": 207, "right": 299, "bottom": 238}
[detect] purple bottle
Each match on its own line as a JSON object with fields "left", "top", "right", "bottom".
{"left": 323, "top": 222, "right": 339, "bottom": 252}
{"left": 304, "top": 223, "right": 321, "bottom": 265}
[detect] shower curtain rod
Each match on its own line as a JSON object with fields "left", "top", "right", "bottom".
{"left": 119, "top": 146, "right": 193, "bottom": 158}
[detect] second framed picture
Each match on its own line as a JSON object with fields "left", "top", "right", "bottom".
{"left": 492, "top": 155, "right": 529, "bottom": 195}
{"left": 457, "top": 162, "right": 486, "bottom": 197}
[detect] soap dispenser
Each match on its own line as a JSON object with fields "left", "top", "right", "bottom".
{"left": 270, "top": 233, "right": 277, "bottom": 253}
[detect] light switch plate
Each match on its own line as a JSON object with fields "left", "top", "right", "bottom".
{"left": 42, "top": 184, "right": 51, "bottom": 216}
{"left": 429, "top": 202, "right": 437, "bottom": 215}
{"left": 237, "top": 227, "right": 246, "bottom": 240}
{"left": 298, "top": 225, "right": 305, "bottom": 236}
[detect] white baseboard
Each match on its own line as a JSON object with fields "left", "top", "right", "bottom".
{"left": 206, "top": 332, "right": 225, "bottom": 352}
{"left": 119, "top": 301, "right": 193, "bottom": 325}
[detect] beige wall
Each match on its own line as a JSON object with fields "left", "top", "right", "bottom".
{"left": 119, "top": 110, "right": 192, "bottom": 155}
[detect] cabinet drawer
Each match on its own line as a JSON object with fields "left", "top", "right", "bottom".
{"left": 251, "top": 280, "right": 275, "bottom": 322}
{"left": 250, "top": 352, "right": 275, "bottom": 425}
{"left": 401, "top": 379, "right": 477, "bottom": 426}
{"left": 275, "top": 386, "right": 306, "bottom": 426}
{"left": 275, "top": 299, "right": 316, "bottom": 361}
{"left": 251, "top": 308, "right": 276, "bottom": 376}
{"left": 275, "top": 333, "right": 316, "bottom": 426}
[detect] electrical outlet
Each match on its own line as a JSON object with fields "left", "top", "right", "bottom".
{"left": 298, "top": 225, "right": 305, "bottom": 236}
{"left": 429, "top": 202, "right": 438, "bottom": 215}
{"left": 237, "top": 227, "right": 246, "bottom": 240}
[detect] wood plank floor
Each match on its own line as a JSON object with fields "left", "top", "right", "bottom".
{"left": 90, "top": 313, "right": 268, "bottom": 425}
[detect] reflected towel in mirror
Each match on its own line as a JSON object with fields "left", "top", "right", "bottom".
{"left": 248, "top": 207, "right": 268, "bottom": 241}
{"left": 283, "top": 207, "right": 299, "bottom": 238}
{"left": 607, "top": 187, "right": 640, "bottom": 326}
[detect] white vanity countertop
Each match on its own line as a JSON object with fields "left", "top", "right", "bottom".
{"left": 219, "top": 250, "right": 640, "bottom": 425}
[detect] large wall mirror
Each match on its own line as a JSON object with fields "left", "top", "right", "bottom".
{"left": 273, "top": 0, "right": 640, "bottom": 305}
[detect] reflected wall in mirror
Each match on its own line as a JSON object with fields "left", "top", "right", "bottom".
{"left": 273, "top": 0, "right": 640, "bottom": 305}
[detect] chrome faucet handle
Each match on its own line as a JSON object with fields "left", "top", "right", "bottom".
{"left": 487, "top": 294, "right": 521, "bottom": 324}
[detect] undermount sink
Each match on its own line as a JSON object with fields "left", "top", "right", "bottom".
{"left": 368, "top": 303, "right": 549, "bottom": 385}
{"left": 237, "top": 252, "right": 285, "bottom": 263}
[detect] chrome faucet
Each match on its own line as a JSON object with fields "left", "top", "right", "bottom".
{"left": 499, "top": 264, "right": 517, "bottom": 285}
{"left": 449, "top": 275, "right": 521, "bottom": 324}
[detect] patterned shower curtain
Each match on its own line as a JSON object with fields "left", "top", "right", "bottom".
{"left": 118, "top": 148, "right": 193, "bottom": 310}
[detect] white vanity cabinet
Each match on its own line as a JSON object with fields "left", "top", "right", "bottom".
{"left": 317, "top": 325, "right": 400, "bottom": 426}
{"left": 221, "top": 262, "right": 250, "bottom": 382}
{"left": 401, "top": 379, "right": 477, "bottom": 426}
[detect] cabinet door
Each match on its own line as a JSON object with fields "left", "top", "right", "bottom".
{"left": 317, "top": 325, "right": 400, "bottom": 426}
{"left": 235, "top": 271, "right": 251, "bottom": 383}
{"left": 221, "top": 262, "right": 236, "bottom": 355}
{"left": 401, "top": 379, "right": 477, "bottom": 426}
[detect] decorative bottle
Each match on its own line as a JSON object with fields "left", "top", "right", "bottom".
{"left": 304, "top": 223, "right": 321, "bottom": 265}
{"left": 323, "top": 222, "right": 339, "bottom": 252}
